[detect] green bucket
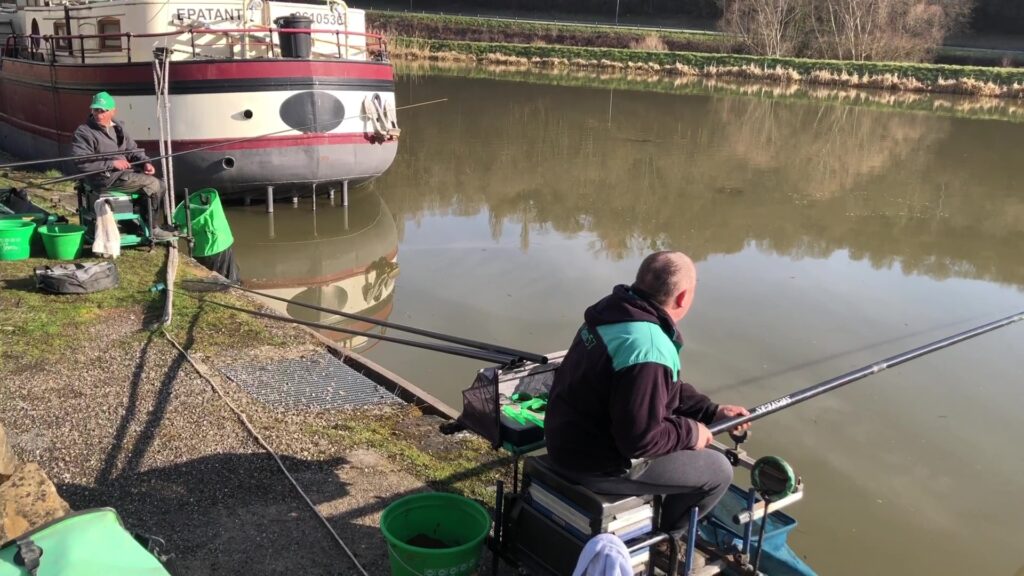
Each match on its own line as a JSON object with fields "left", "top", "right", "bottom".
{"left": 1, "top": 213, "right": 52, "bottom": 256}
{"left": 0, "top": 220, "right": 36, "bottom": 261}
{"left": 380, "top": 493, "right": 491, "bottom": 576}
{"left": 39, "top": 224, "right": 87, "bottom": 261}
{"left": 172, "top": 188, "right": 234, "bottom": 257}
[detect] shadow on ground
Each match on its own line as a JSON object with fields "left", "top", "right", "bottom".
{"left": 57, "top": 452, "right": 386, "bottom": 575}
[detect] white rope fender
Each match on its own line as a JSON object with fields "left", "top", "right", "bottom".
{"left": 363, "top": 93, "right": 401, "bottom": 140}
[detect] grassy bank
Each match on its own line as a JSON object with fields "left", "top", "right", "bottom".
{"left": 0, "top": 251, "right": 283, "bottom": 372}
{"left": 372, "top": 12, "right": 1024, "bottom": 98}
{"left": 390, "top": 39, "right": 1024, "bottom": 98}
{"left": 303, "top": 412, "right": 503, "bottom": 502}
{"left": 369, "top": 11, "right": 733, "bottom": 54}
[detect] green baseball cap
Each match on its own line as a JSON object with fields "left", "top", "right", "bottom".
{"left": 90, "top": 91, "right": 116, "bottom": 111}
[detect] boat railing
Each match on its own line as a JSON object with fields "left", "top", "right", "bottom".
{"left": 1, "top": 26, "right": 388, "bottom": 65}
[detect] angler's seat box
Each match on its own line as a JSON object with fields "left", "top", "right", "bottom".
{"left": 75, "top": 181, "right": 151, "bottom": 247}
{"left": 509, "top": 455, "right": 654, "bottom": 575}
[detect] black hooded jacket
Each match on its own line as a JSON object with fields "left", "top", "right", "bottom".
{"left": 545, "top": 285, "right": 719, "bottom": 475}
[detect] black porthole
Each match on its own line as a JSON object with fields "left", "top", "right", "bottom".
{"left": 279, "top": 91, "right": 344, "bottom": 133}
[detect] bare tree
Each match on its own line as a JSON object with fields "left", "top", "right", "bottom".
{"left": 720, "top": 0, "right": 974, "bottom": 62}
{"left": 719, "top": 0, "right": 805, "bottom": 57}
{"left": 806, "top": 0, "right": 974, "bottom": 62}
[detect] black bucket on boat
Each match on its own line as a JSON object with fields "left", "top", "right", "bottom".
{"left": 275, "top": 14, "right": 312, "bottom": 59}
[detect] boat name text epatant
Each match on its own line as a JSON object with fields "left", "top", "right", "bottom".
{"left": 175, "top": 8, "right": 245, "bottom": 22}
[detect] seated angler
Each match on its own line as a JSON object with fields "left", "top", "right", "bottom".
{"left": 545, "top": 250, "right": 751, "bottom": 536}
{"left": 71, "top": 91, "right": 175, "bottom": 241}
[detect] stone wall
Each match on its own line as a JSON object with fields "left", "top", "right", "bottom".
{"left": 0, "top": 422, "right": 71, "bottom": 543}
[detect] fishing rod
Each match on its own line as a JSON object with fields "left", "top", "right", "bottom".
{"left": 710, "top": 310, "right": 1024, "bottom": 435}
{"left": 0, "top": 148, "right": 144, "bottom": 169}
{"left": 172, "top": 287, "right": 521, "bottom": 365}
{"left": 182, "top": 279, "right": 549, "bottom": 365}
{"left": 36, "top": 98, "right": 448, "bottom": 186}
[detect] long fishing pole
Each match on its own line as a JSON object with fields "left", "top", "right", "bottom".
{"left": 182, "top": 279, "right": 549, "bottom": 364}
{"left": 173, "top": 288, "right": 520, "bottom": 365}
{"left": 709, "top": 310, "right": 1024, "bottom": 435}
{"left": 0, "top": 148, "right": 143, "bottom": 169}
{"left": 36, "top": 98, "right": 448, "bottom": 186}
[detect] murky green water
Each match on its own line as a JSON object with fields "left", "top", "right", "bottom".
{"left": 228, "top": 74, "right": 1024, "bottom": 575}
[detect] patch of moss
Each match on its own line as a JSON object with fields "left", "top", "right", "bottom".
{"left": 304, "top": 409, "right": 510, "bottom": 502}
{"left": 167, "top": 267, "right": 287, "bottom": 354}
{"left": 0, "top": 251, "right": 156, "bottom": 369}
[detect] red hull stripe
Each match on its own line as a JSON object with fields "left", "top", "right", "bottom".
{"left": 1, "top": 59, "right": 393, "bottom": 85}
{"left": 4, "top": 74, "right": 392, "bottom": 95}
{"left": 1, "top": 58, "right": 396, "bottom": 141}
{"left": 0, "top": 111, "right": 395, "bottom": 150}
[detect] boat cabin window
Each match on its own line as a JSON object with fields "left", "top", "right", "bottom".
{"left": 98, "top": 17, "right": 120, "bottom": 51}
{"left": 52, "top": 21, "right": 70, "bottom": 50}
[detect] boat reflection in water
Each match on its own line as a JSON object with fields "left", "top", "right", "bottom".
{"left": 227, "top": 188, "right": 398, "bottom": 352}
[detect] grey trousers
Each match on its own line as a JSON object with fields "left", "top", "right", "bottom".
{"left": 556, "top": 449, "right": 733, "bottom": 532}
{"left": 111, "top": 171, "right": 166, "bottom": 228}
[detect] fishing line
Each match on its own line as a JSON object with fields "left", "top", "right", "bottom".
{"left": 182, "top": 278, "right": 548, "bottom": 364}
{"left": 0, "top": 98, "right": 446, "bottom": 192}
{"left": 37, "top": 97, "right": 447, "bottom": 186}
{"left": 170, "top": 285, "right": 521, "bottom": 365}
{"left": 0, "top": 148, "right": 144, "bottom": 169}
{"left": 709, "top": 310, "right": 1024, "bottom": 434}
{"left": 161, "top": 328, "right": 370, "bottom": 576}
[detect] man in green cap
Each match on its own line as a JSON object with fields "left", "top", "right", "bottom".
{"left": 70, "top": 91, "right": 174, "bottom": 241}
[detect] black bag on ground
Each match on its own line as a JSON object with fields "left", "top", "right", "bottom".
{"left": 34, "top": 262, "right": 119, "bottom": 294}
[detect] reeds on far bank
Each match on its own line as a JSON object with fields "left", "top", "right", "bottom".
{"left": 389, "top": 42, "right": 1024, "bottom": 100}
{"left": 394, "top": 56, "right": 1024, "bottom": 121}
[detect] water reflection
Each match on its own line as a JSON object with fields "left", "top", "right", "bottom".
{"left": 227, "top": 189, "right": 399, "bottom": 352}
{"left": 386, "top": 75, "right": 1024, "bottom": 288}
{"left": 222, "top": 74, "right": 1024, "bottom": 576}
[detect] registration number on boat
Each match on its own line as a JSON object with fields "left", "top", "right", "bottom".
{"left": 268, "top": 6, "right": 349, "bottom": 29}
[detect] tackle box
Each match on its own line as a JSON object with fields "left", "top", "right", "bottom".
{"left": 510, "top": 456, "right": 653, "bottom": 575}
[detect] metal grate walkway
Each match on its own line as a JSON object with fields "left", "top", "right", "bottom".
{"left": 221, "top": 351, "right": 402, "bottom": 410}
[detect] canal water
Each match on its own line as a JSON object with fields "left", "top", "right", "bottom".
{"left": 227, "top": 74, "right": 1024, "bottom": 575}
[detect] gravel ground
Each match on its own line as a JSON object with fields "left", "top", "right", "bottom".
{"left": 0, "top": 298, "right": 504, "bottom": 575}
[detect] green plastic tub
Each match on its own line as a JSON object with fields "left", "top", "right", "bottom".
{"left": 39, "top": 224, "right": 87, "bottom": 261}
{"left": 1, "top": 213, "right": 52, "bottom": 256}
{"left": 380, "top": 493, "right": 491, "bottom": 576}
{"left": 172, "top": 188, "right": 234, "bottom": 257}
{"left": 0, "top": 220, "right": 36, "bottom": 261}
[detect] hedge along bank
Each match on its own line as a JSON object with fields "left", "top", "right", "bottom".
{"left": 390, "top": 38, "right": 1024, "bottom": 99}
{"left": 367, "top": 11, "right": 733, "bottom": 53}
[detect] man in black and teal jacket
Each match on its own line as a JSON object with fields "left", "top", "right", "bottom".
{"left": 546, "top": 251, "right": 750, "bottom": 532}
